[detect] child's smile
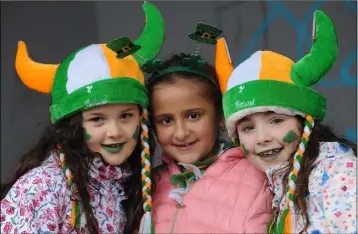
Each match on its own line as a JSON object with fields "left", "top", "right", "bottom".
{"left": 82, "top": 104, "right": 140, "bottom": 166}
{"left": 101, "top": 142, "right": 126, "bottom": 153}
{"left": 237, "top": 111, "right": 302, "bottom": 172}
{"left": 256, "top": 148, "right": 283, "bottom": 161}
{"left": 151, "top": 78, "right": 219, "bottom": 164}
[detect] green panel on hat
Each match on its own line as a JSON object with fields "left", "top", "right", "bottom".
{"left": 223, "top": 80, "right": 326, "bottom": 123}
{"left": 50, "top": 78, "right": 148, "bottom": 123}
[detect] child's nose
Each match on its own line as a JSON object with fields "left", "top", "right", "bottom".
{"left": 256, "top": 128, "right": 273, "bottom": 145}
{"left": 107, "top": 121, "right": 123, "bottom": 138}
{"left": 173, "top": 121, "right": 189, "bottom": 141}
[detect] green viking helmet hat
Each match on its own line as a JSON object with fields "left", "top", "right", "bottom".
{"left": 15, "top": 2, "right": 165, "bottom": 123}
{"left": 215, "top": 10, "right": 338, "bottom": 137}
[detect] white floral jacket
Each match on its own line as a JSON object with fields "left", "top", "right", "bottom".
{"left": 267, "top": 142, "right": 357, "bottom": 234}
{"left": 1, "top": 153, "right": 131, "bottom": 233}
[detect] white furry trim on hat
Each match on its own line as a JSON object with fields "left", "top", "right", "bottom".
{"left": 226, "top": 106, "right": 306, "bottom": 138}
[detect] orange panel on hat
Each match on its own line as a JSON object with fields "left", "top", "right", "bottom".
{"left": 100, "top": 44, "right": 145, "bottom": 85}
{"left": 215, "top": 38, "right": 234, "bottom": 93}
{"left": 259, "top": 51, "right": 294, "bottom": 84}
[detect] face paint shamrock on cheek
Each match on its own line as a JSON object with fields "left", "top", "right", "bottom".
{"left": 283, "top": 130, "right": 298, "bottom": 143}
{"left": 84, "top": 129, "right": 92, "bottom": 141}
{"left": 132, "top": 125, "right": 140, "bottom": 140}
{"left": 241, "top": 143, "right": 249, "bottom": 155}
{"left": 130, "top": 125, "right": 140, "bottom": 152}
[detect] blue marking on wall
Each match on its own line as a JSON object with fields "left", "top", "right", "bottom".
{"left": 235, "top": 11, "right": 277, "bottom": 66}
{"left": 319, "top": 49, "right": 357, "bottom": 87}
{"left": 235, "top": 0, "right": 357, "bottom": 88}
{"left": 268, "top": 0, "right": 324, "bottom": 59}
{"left": 345, "top": 128, "right": 357, "bottom": 143}
{"left": 344, "top": 0, "right": 357, "bottom": 14}
{"left": 235, "top": 0, "right": 325, "bottom": 64}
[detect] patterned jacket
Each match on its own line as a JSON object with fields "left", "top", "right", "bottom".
{"left": 1, "top": 153, "right": 131, "bottom": 233}
{"left": 267, "top": 142, "right": 357, "bottom": 233}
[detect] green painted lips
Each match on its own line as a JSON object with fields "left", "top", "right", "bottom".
{"left": 101, "top": 143, "right": 125, "bottom": 153}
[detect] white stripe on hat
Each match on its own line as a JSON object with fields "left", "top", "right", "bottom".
{"left": 66, "top": 44, "right": 111, "bottom": 94}
{"left": 226, "top": 50, "right": 263, "bottom": 91}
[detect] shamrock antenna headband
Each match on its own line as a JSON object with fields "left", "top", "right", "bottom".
{"left": 189, "top": 22, "right": 223, "bottom": 52}
{"left": 144, "top": 22, "right": 222, "bottom": 86}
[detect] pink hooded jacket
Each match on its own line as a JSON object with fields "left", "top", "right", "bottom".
{"left": 152, "top": 147, "right": 273, "bottom": 233}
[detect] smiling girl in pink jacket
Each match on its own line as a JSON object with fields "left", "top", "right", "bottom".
{"left": 143, "top": 23, "right": 273, "bottom": 233}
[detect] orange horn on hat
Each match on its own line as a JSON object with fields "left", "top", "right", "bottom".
{"left": 15, "top": 41, "right": 59, "bottom": 94}
{"left": 215, "top": 38, "right": 234, "bottom": 94}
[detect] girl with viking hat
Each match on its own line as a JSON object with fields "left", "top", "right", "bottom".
{"left": 0, "top": 2, "right": 164, "bottom": 233}
{"left": 216, "top": 10, "right": 357, "bottom": 233}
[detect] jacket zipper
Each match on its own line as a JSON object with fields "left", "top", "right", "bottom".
{"left": 169, "top": 185, "right": 194, "bottom": 233}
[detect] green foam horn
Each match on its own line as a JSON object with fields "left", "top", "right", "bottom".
{"left": 290, "top": 10, "right": 338, "bottom": 87}
{"left": 133, "top": 2, "right": 165, "bottom": 66}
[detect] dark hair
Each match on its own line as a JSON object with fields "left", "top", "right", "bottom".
{"left": 146, "top": 53, "right": 223, "bottom": 120}
{"left": 276, "top": 118, "right": 357, "bottom": 231}
{"left": 0, "top": 109, "right": 154, "bottom": 234}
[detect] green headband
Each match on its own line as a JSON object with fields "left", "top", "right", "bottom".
{"left": 144, "top": 58, "right": 217, "bottom": 86}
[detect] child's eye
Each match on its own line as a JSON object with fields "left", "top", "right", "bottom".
{"left": 158, "top": 117, "right": 172, "bottom": 125}
{"left": 90, "top": 117, "right": 104, "bottom": 122}
{"left": 242, "top": 126, "right": 254, "bottom": 132}
{"left": 188, "top": 112, "right": 200, "bottom": 120}
{"left": 271, "top": 118, "right": 284, "bottom": 124}
{"left": 120, "top": 113, "right": 133, "bottom": 119}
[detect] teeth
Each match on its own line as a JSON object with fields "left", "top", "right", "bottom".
{"left": 263, "top": 150, "right": 273, "bottom": 155}
{"left": 258, "top": 148, "right": 281, "bottom": 157}
{"left": 104, "top": 143, "right": 123, "bottom": 148}
{"left": 177, "top": 143, "right": 193, "bottom": 147}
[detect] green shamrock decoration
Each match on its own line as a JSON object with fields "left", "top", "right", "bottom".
{"left": 181, "top": 54, "right": 206, "bottom": 69}
{"left": 189, "top": 22, "right": 223, "bottom": 45}
{"left": 106, "top": 36, "right": 141, "bottom": 58}
{"left": 141, "top": 58, "right": 165, "bottom": 73}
